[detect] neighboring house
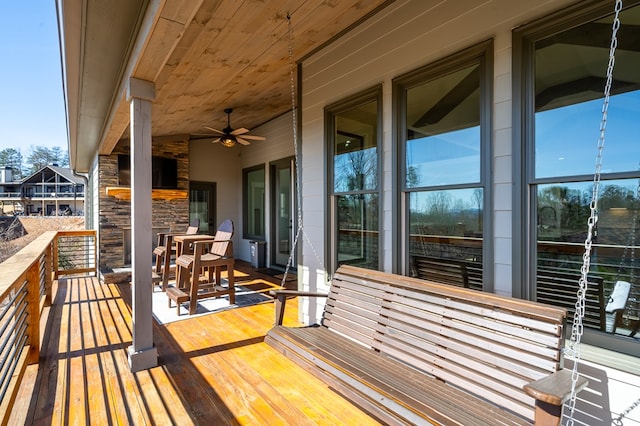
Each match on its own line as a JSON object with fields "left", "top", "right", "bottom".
{"left": 0, "top": 165, "right": 85, "bottom": 216}
{"left": 57, "top": 0, "right": 640, "bottom": 372}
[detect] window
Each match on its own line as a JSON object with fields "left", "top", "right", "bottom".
{"left": 243, "top": 165, "right": 265, "bottom": 240}
{"left": 395, "top": 41, "right": 492, "bottom": 290}
{"left": 516, "top": 1, "right": 640, "bottom": 354}
{"left": 326, "top": 87, "right": 381, "bottom": 271}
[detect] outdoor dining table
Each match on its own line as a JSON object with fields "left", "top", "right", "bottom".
{"left": 173, "top": 234, "right": 214, "bottom": 256}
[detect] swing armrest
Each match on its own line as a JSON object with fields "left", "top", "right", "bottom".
{"left": 269, "top": 290, "right": 328, "bottom": 326}
{"left": 523, "top": 369, "right": 589, "bottom": 424}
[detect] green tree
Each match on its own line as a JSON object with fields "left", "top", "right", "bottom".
{"left": 26, "top": 145, "right": 69, "bottom": 174}
{"left": 0, "top": 148, "right": 24, "bottom": 179}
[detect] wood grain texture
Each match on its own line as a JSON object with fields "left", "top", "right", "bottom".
{"left": 12, "top": 261, "right": 379, "bottom": 425}
{"left": 99, "top": 0, "right": 392, "bottom": 151}
{"left": 267, "top": 265, "right": 572, "bottom": 425}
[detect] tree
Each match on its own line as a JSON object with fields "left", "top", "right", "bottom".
{"left": 26, "top": 145, "right": 69, "bottom": 174}
{"left": 0, "top": 148, "right": 24, "bottom": 179}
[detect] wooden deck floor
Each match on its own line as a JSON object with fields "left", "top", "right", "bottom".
{"left": 12, "top": 264, "right": 381, "bottom": 425}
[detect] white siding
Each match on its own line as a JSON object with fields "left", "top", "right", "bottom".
{"left": 239, "top": 113, "right": 295, "bottom": 263}
{"left": 300, "top": 0, "right": 577, "bottom": 322}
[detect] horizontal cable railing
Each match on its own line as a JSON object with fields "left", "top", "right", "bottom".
{"left": 0, "top": 280, "right": 29, "bottom": 405}
{"left": 54, "top": 230, "right": 97, "bottom": 278}
{"left": 0, "top": 230, "right": 96, "bottom": 421}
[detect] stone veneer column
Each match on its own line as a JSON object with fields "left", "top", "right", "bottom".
{"left": 127, "top": 77, "right": 158, "bottom": 372}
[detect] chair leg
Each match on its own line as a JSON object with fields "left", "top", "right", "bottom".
{"left": 176, "top": 263, "right": 189, "bottom": 290}
{"left": 161, "top": 251, "right": 171, "bottom": 292}
{"left": 228, "top": 263, "right": 235, "bottom": 305}
{"left": 188, "top": 257, "right": 201, "bottom": 315}
{"left": 189, "top": 273, "right": 198, "bottom": 315}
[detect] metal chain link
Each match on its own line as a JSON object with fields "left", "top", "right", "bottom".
{"left": 613, "top": 396, "right": 640, "bottom": 426}
{"left": 565, "top": 1, "right": 623, "bottom": 424}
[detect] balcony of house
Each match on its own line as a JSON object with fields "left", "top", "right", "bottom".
{"left": 0, "top": 192, "right": 22, "bottom": 199}
{"left": 2, "top": 232, "right": 639, "bottom": 425}
{"left": 22, "top": 191, "right": 85, "bottom": 200}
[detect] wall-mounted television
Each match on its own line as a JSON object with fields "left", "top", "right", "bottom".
{"left": 118, "top": 154, "right": 178, "bottom": 189}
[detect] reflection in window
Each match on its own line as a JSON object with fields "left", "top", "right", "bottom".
{"left": 534, "top": 7, "right": 640, "bottom": 178}
{"left": 528, "top": 3, "right": 640, "bottom": 344}
{"left": 406, "top": 65, "right": 481, "bottom": 188}
{"left": 397, "top": 43, "right": 489, "bottom": 289}
{"left": 536, "top": 180, "right": 640, "bottom": 337}
{"left": 408, "top": 189, "right": 483, "bottom": 290}
{"left": 243, "top": 166, "right": 265, "bottom": 239}
{"left": 328, "top": 93, "right": 380, "bottom": 270}
{"left": 337, "top": 194, "right": 379, "bottom": 268}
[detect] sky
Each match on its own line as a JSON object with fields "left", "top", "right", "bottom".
{"left": 0, "top": 2, "right": 67, "bottom": 154}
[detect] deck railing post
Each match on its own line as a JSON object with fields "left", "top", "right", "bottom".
{"left": 26, "top": 263, "right": 41, "bottom": 364}
{"left": 43, "top": 242, "right": 53, "bottom": 306}
{"left": 53, "top": 233, "right": 59, "bottom": 280}
{"left": 93, "top": 231, "right": 98, "bottom": 276}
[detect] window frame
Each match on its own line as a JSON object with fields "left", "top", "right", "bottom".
{"left": 513, "top": 0, "right": 640, "bottom": 356}
{"left": 325, "top": 85, "right": 383, "bottom": 273}
{"left": 393, "top": 40, "right": 494, "bottom": 288}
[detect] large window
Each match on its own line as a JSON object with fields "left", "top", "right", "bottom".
{"left": 395, "top": 42, "right": 492, "bottom": 290}
{"left": 327, "top": 87, "right": 381, "bottom": 271}
{"left": 517, "top": 1, "right": 640, "bottom": 353}
{"left": 243, "top": 165, "right": 265, "bottom": 240}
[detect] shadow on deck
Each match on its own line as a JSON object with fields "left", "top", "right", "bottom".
{"left": 12, "top": 261, "right": 380, "bottom": 425}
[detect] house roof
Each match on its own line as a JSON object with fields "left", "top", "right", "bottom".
{"left": 57, "top": 0, "right": 392, "bottom": 173}
{"left": 21, "top": 165, "right": 84, "bottom": 185}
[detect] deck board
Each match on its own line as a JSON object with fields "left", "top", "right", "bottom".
{"left": 13, "top": 263, "right": 380, "bottom": 425}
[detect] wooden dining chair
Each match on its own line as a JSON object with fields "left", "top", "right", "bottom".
{"left": 168, "top": 219, "right": 235, "bottom": 315}
{"left": 152, "top": 218, "right": 200, "bottom": 291}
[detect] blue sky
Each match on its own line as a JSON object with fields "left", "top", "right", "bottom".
{"left": 0, "top": 2, "right": 67, "bottom": 153}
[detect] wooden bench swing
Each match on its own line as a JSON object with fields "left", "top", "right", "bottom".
{"left": 266, "top": 265, "right": 587, "bottom": 425}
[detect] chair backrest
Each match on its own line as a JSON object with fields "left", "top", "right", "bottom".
{"left": 186, "top": 218, "right": 200, "bottom": 235}
{"left": 210, "top": 219, "right": 234, "bottom": 256}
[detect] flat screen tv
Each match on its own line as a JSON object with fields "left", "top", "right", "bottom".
{"left": 118, "top": 154, "right": 178, "bottom": 189}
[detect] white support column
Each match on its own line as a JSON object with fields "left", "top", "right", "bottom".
{"left": 126, "top": 77, "right": 158, "bottom": 372}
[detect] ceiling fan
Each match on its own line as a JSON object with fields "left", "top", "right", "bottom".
{"left": 204, "top": 108, "right": 266, "bottom": 147}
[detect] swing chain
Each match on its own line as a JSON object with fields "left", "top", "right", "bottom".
{"left": 565, "top": 1, "right": 623, "bottom": 425}
{"left": 281, "top": 14, "right": 327, "bottom": 286}
{"left": 612, "top": 396, "right": 640, "bottom": 426}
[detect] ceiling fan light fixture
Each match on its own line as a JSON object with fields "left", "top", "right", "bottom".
{"left": 220, "top": 135, "right": 236, "bottom": 147}
{"left": 203, "top": 108, "right": 265, "bottom": 147}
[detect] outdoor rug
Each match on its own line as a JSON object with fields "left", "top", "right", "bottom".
{"left": 152, "top": 280, "right": 276, "bottom": 324}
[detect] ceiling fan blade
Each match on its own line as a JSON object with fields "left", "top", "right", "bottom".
{"left": 210, "top": 137, "right": 222, "bottom": 144}
{"left": 231, "top": 127, "right": 249, "bottom": 135}
{"left": 204, "top": 126, "right": 225, "bottom": 135}
{"left": 236, "top": 137, "right": 251, "bottom": 146}
{"left": 240, "top": 134, "right": 266, "bottom": 141}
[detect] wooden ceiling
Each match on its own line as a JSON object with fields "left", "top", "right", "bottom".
{"left": 100, "top": 0, "right": 392, "bottom": 155}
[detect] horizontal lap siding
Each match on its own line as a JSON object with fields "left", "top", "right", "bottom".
{"left": 333, "top": 266, "right": 567, "bottom": 422}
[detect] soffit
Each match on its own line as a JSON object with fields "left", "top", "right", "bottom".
{"left": 61, "top": 0, "right": 393, "bottom": 172}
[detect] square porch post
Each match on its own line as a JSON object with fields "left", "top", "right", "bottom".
{"left": 127, "top": 77, "right": 158, "bottom": 372}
